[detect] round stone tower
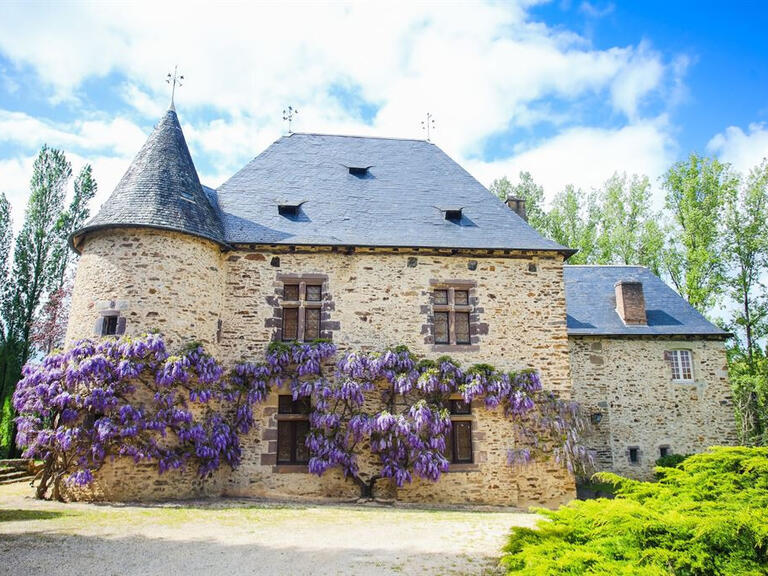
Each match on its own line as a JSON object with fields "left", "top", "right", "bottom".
{"left": 67, "top": 106, "right": 229, "bottom": 354}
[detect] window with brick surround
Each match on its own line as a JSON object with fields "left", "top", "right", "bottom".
{"left": 445, "top": 399, "right": 473, "bottom": 464}
{"left": 282, "top": 282, "right": 323, "bottom": 342}
{"left": 665, "top": 350, "right": 694, "bottom": 382}
{"left": 276, "top": 395, "right": 310, "bottom": 465}
{"left": 432, "top": 285, "right": 473, "bottom": 346}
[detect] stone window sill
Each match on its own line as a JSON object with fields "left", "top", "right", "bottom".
{"left": 273, "top": 464, "right": 309, "bottom": 474}
{"left": 432, "top": 344, "right": 480, "bottom": 353}
{"left": 445, "top": 463, "right": 480, "bottom": 473}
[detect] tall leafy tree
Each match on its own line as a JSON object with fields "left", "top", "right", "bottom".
{"left": 6, "top": 145, "right": 71, "bottom": 363}
{"left": 52, "top": 164, "right": 97, "bottom": 289}
{"left": 662, "top": 153, "right": 737, "bottom": 312}
{"left": 1, "top": 146, "right": 71, "bottom": 455}
{"left": 595, "top": 173, "right": 665, "bottom": 275}
{"left": 0, "top": 193, "right": 12, "bottom": 343}
{"left": 723, "top": 160, "right": 768, "bottom": 362}
{"left": 489, "top": 172, "right": 549, "bottom": 234}
{"left": 546, "top": 185, "right": 599, "bottom": 264}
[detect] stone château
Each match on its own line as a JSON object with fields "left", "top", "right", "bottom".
{"left": 65, "top": 106, "right": 735, "bottom": 506}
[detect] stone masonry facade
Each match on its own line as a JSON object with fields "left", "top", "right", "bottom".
{"left": 66, "top": 227, "right": 577, "bottom": 507}
{"left": 570, "top": 336, "right": 736, "bottom": 479}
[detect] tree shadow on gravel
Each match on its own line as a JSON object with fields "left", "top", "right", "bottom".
{"left": 0, "top": 531, "right": 503, "bottom": 576}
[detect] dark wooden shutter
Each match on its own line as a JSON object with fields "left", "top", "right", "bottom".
{"left": 116, "top": 317, "right": 127, "bottom": 335}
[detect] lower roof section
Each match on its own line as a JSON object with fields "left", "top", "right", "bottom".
{"left": 564, "top": 265, "right": 729, "bottom": 338}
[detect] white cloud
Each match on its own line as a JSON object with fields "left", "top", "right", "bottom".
{"left": 707, "top": 123, "right": 768, "bottom": 174}
{"left": 466, "top": 119, "right": 676, "bottom": 207}
{"left": 0, "top": 1, "right": 686, "bottom": 227}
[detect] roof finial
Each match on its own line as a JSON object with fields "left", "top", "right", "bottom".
{"left": 282, "top": 105, "right": 298, "bottom": 134}
{"left": 421, "top": 112, "right": 436, "bottom": 142}
{"left": 166, "top": 65, "right": 184, "bottom": 111}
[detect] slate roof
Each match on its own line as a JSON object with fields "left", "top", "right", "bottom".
{"left": 71, "top": 108, "right": 227, "bottom": 251}
{"left": 564, "top": 265, "right": 728, "bottom": 337}
{"left": 215, "top": 133, "right": 573, "bottom": 253}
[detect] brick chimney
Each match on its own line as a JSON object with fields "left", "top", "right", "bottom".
{"left": 614, "top": 280, "right": 647, "bottom": 325}
{"left": 506, "top": 196, "right": 527, "bottom": 221}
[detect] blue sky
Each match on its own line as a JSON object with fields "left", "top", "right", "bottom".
{"left": 0, "top": 1, "right": 766, "bottom": 232}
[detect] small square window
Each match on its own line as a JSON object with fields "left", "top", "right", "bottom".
{"left": 659, "top": 446, "right": 670, "bottom": 458}
{"left": 306, "top": 285, "right": 322, "bottom": 302}
{"left": 284, "top": 284, "right": 299, "bottom": 301}
{"left": 454, "top": 312, "right": 470, "bottom": 345}
{"left": 434, "top": 290, "right": 448, "bottom": 305}
{"left": 454, "top": 290, "right": 469, "bottom": 305}
{"left": 102, "top": 315, "right": 118, "bottom": 336}
{"left": 629, "top": 447, "right": 639, "bottom": 464}
{"left": 434, "top": 311, "right": 449, "bottom": 344}
{"left": 666, "top": 350, "right": 694, "bottom": 381}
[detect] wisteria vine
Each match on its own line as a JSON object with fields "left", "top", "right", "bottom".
{"left": 13, "top": 334, "right": 592, "bottom": 501}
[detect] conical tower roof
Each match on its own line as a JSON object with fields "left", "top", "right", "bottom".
{"left": 71, "top": 108, "right": 227, "bottom": 251}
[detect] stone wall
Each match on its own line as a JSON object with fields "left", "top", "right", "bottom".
{"left": 67, "top": 228, "right": 226, "bottom": 355}
{"left": 569, "top": 336, "right": 736, "bottom": 479}
{"left": 218, "top": 246, "right": 575, "bottom": 507}
{"left": 65, "top": 235, "right": 577, "bottom": 506}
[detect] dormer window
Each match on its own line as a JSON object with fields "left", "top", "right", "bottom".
{"left": 443, "top": 208, "right": 463, "bottom": 222}
{"left": 278, "top": 203, "right": 302, "bottom": 217}
{"left": 347, "top": 165, "right": 372, "bottom": 178}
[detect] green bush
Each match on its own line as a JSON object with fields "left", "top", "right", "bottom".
{"left": 502, "top": 447, "right": 768, "bottom": 575}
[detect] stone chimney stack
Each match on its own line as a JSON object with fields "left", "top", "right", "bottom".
{"left": 506, "top": 196, "right": 527, "bottom": 221}
{"left": 614, "top": 280, "right": 647, "bottom": 325}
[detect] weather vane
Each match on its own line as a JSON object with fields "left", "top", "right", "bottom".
{"left": 283, "top": 106, "right": 299, "bottom": 133}
{"left": 166, "top": 65, "right": 184, "bottom": 109}
{"left": 421, "top": 112, "right": 436, "bottom": 141}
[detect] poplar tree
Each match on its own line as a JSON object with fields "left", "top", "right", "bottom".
{"left": 662, "top": 153, "right": 737, "bottom": 313}
{"left": 595, "top": 173, "right": 665, "bottom": 275}
{"left": 1, "top": 146, "right": 72, "bottom": 455}
{"left": 546, "top": 185, "right": 599, "bottom": 264}
{"left": 723, "top": 159, "right": 768, "bottom": 361}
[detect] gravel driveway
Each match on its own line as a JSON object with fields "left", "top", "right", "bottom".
{"left": 0, "top": 482, "right": 538, "bottom": 575}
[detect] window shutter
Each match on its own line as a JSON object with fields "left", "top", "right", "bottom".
{"left": 94, "top": 317, "right": 105, "bottom": 335}
{"left": 116, "top": 317, "right": 127, "bottom": 335}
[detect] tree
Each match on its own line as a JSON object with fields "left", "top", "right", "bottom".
{"left": 0, "top": 192, "right": 12, "bottom": 344}
{"left": 546, "top": 185, "right": 600, "bottom": 264}
{"left": 490, "top": 172, "right": 549, "bottom": 234}
{"left": 595, "top": 173, "right": 665, "bottom": 275}
{"left": 723, "top": 160, "right": 768, "bottom": 363}
{"left": 1, "top": 146, "right": 72, "bottom": 457}
{"left": 51, "top": 164, "right": 97, "bottom": 290}
{"left": 662, "top": 153, "right": 737, "bottom": 312}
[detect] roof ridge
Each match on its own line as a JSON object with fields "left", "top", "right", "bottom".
{"left": 286, "top": 132, "right": 431, "bottom": 143}
{"left": 565, "top": 264, "right": 649, "bottom": 268}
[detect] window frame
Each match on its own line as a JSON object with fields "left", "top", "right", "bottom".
{"left": 101, "top": 315, "right": 119, "bottom": 336}
{"left": 666, "top": 349, "right": 694, "bottom": 382}
{"left": 276, "top": 394, "right": 311, "bottom": 466}
{"left": 281, "top": 281, "right": 324, "bottom": 343}
{"left": 445, "top": 398, "right": 473, "bottom": 464}
{"left": 430, "top": 283, "right": 474, "bottom": 348}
